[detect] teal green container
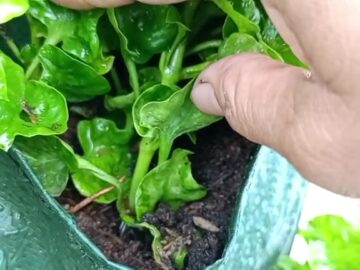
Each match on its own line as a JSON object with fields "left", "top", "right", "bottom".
{"left": 0, "top": 146, "right": 307, "bottom": 270}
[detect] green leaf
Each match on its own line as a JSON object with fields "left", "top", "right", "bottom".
{"left": 173, "top": 246, "right": 188, "bottom": 270}
{"left": 301, "top": 215, "right": 360, "bottom": 270}
{"left": 135, "top": 149, "right": 206, "bottom": 220}
{"left": 0, "top": 51, "right": 68, "bottom": 151}
{"left": 261, "top": 18, "right": 306, "bottom": 67}
{"left": 221, "top": 0, "right": 261, "bottom": 38}
{"left": 138, "top": 67, "right": 161, "bottom": 87}
{"left": 0, "top": 55, "right": 8, "bottom": 100}
{"left": 29, "top": 0, "right": 113, "bottom": 73}
{"left": 14, "top": 136, "right": 70, "bottom": 196}
{"left": 133, "top": 84, "right": 175, "bottom": 139}
{"left": 213, "top": 0, "right": 260, "bottom": 35}
{"left": 39, "top": 45, "right": 110, "bottom": 102}
{"left": 219, "top": 32, "right": 265, "bottom": 58}
{"left": 0, "top": 0, "right": 29, "bottom": 24}
{"left": 276, "top": 257, "right": 311, "bottom": 270}
{"left": 276, "top": 215, "right": 360, "bottom": 270}
{"left": 218, "top": 0, "right": 294, "bottom": 62}
{"left": 133, "top": 82, "right": 220, "bottom": 162}
{"left": 21, "top": 44, "right": 38, "bottom": 66}
{"left": 0, "top": 48, "right": 24, "bottom": 102}
{"left": 61, "top": 10, "right": 114, "bottom": 74}
{"left": 59, "top": 138, "right": 124, "bottom": 190}
{"left": 14, "top": 134, "right": 126, "bottom": 199}
{"left": 28, "top": 0, "right": 75, "bottom": 44}
{"left": 72, "top": 118, "right": 132, "bottom": 203}
{"left": 234, "top": 0, "right": 261, "bottom": 24}
{"left": 109, "top": 3, "right": 181, "bottom": 64}
{"left": 0, "top": 15, "right": 31, "bottom": 64}
{"left": 136, "top": 222, "right": 163, "bottom": 263}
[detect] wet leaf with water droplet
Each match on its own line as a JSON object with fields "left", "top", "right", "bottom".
{"left": 0, "top": 51, "right": 68, "bottom": 151}
{"left": 108, "top": 3, "right": 181, "bottom": 64}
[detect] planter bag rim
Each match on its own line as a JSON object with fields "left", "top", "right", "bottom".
{"left": 0, "top": 146, "right": 307, "bottom": 270}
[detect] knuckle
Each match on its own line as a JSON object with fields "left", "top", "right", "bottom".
{"left": 216, "top": 54, "right": 269, "bottom": 138}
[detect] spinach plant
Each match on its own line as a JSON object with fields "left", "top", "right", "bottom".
{"left": 277, "top": 215, "right": 360, "bottom": 270}
{"left": 0, "top": 0, "right": 302, "bottom": 267}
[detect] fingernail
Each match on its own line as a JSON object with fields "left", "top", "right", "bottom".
{"left": 191, "top": 82, "right": 223, "bottom": 116}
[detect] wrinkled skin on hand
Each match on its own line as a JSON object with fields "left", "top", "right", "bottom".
{"left": 192, "top": 0, "right": 360, "bottom": 197}
{"left": 52, "top": 0, "right": 184, "bottom": 9}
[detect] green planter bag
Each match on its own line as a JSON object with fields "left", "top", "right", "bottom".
{"left": 0, "top": 147, "right": 307, "bottom": 270}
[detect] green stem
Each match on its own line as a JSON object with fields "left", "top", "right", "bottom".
{"left": 3, "top": 37, "right": 23, "bottom": 64}
{"left": 107, "top": 9, "right": 140, "bottom": 96}
{"left": 158, "top": 136, "right": 172, "bottom": 165}
{"left": 76, "top": 156, "right": 121, "bottom": 188}
{"left": 129, "top": 137, "right": 158, "bottom": 210}
{"left": 124, "top": 109, "right": 134, "bottom": 136}
{"left": 180, "top": 61, "right": 212, "bottom": 80}
{"left": 110, "top": 66, "right": 123, "bottom": 95}
{"left": 161, "top": 42, "right": 186, "bottom": 86}
{"left": 105, "top": 92, "right": 135, "bottom": 110}
{"left": 25, "top": 36, "right": 60, "bottom": 80}
{"left": 160, "top": 0, "right": 201, "bottom": 86}
{"left": 125, "top": 57, "right": 140, "bottom": 98}
{"left": 25, "top": 56, "right": 40, "bottom": 79}
{"left": 186, "top": 40, "right": 222, "bottom": 57}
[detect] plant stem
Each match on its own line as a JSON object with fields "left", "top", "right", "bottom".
{"left": 186, "top": 40, "right": 222, "bottom": 57}
{"left": 25, "top": 36, "right": 60, "bottom": 80}
{"left": 25, "top": 56, "right": 40, "bottom": 79}
{"left": 161, "top": 42, "right": 186, "bottom": 86}
{"left": 129, "top": 137, "right": 158, "bottom": 210}
{"left": 124, "top": 109, "right": 134, "bottom": 139}
{"left": 124, "top": 56, "right": 140, "bottom": 98}
{"left": 110, "top": 66, "right": 123, "bottom": 95}
{"left": 158, "top": 135, "right": 172, "bottom": 165}
{"left": 4, "top": 37, "right": 23, "bottom": 64}
{"left": 105, "top": 92, "right": 135, "bottom": 110}
{"left": 76, "top": 156, "right": 121, "bottom": 188}
{"left": 180, "top": 61, "right": 212, "bottom": 80}
{"left": 160, "top": 0, "right": 201, "bottom": 86}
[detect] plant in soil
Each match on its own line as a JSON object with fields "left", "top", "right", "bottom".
{"left": 0, "top": 0, "right": 303, "bottom": 269}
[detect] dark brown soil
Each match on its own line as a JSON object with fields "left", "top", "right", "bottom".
{"left": 59, "top": 120, "right": 257, "bottom": 270}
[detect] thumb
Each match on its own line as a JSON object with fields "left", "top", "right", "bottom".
{"left": 192, "top": 53, "right": 360, "bottom": 197}
{"left": 191, "top": 53, "right": 311, "bottom": 155}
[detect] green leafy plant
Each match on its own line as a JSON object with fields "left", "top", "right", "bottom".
{"left": 277, "top": 215, "right": 360, "bottom": 270}
{"left": 0, "top": 0, "right": 29, "bottom": 23}
{"left": 0, "top": 0, "right": 303, "bottom": 267}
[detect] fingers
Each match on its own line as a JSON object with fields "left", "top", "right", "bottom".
{"left": 262, "top": 0, "right": 360, "bottom": 94}
{"left": 51, "top": 0, "right": 94, "bottom": 9}
{"left": 51, "top": 0, "right": 134, "bottom": 9}
{"left": 192, "top": 53, "right": 360, "bottom": 197}
{"left": 192, "top": 53, "right": 309, "bottom": 152}
{"left": 137, "top": 0, "right": 186, "bottom": 3}
{"left": 51, "top": 0, "right": 185, "bottom": 9}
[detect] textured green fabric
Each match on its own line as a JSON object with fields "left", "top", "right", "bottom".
{"left": 0, "top": 149, "right": 130, "bottom": 270}
{"left": 0, "top": 146, "right": 307, "bottom": 270}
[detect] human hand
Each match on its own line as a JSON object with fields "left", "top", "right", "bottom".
{"left": 51, "top": 0, "right": 184, "bottom": 9}
{"left": 52, "top": 0, "right": 360, "bottom": 196}
{"left": 192, "top": 0, "right": 360, "bottom": 197}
